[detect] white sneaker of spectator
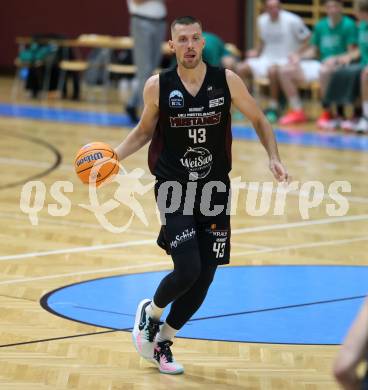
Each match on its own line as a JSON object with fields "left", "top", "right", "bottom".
{"left": 354, "top": 117, "right": 368, "bottom": 134}
{"left": 340, "top": 118, "right": 359, "bottom": 132}
{"left": 319, "top": 117, "right": 342, "bottom": 131}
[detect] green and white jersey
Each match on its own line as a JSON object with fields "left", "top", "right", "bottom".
{"left": 311, "top": 16, "right": 358, "bottom": 61}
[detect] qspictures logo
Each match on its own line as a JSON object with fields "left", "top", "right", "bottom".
{"left": 19, "top": 163, "right": 352, "bottom": 233}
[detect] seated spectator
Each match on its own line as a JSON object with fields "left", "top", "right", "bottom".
{"left": 17, "top": 34, "right": 80, "bottom": 100}
{"left": 323, "top": 0, "right": 368, "bottom": 132}
{"left": 237, "top": 0, "right": 310, "bottom": 123}
{"left": 278, "top": 0, "right": 358, "bottom": 126}
{"left": 18, "top": 37, "right": 57, "bottom": 99}
{"left": 356, "top": 1, "right": 368, "bottom": 133}
{"left": 202, "top": 31, "right": 237, "bottom": 70}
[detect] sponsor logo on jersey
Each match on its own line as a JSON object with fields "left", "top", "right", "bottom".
{"left": 170, "top": 227, "right": 196, "bottom": 249}
{"left": 189, "top": 107, "right": 204, "bottom": 112}
{"left": 169, "top": 90, "right": 184, "bottom": 108}
{"left": 206, "top": 227, "right": 228, "bottom": 243}
{"left": 170, "top": 112, "right": 221, "bottom": 127}
{"left": 209, "top": 97, "right": 224, "bottom": 108}
{"left": 180, "top": 147, "right": 213, "bottom": 180}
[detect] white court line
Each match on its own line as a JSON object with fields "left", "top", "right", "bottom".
{"left": 0, "top": 157, "right": 55, "bottom": 169}
{"left": 1, "top": 218, "right": 367, "bottom": 285}
{"left": 293, "top": 159, "right": 338, "bottom": 171}
{"left": 0, "top": 211, "right": 157, "bottom": 237}
{"left": 232, "top": 214, "right": 368, "bottom": 234}
{"left": 0, "top": 239, "right": 155, "bottom": 261}
{"left": 0, "top": 260, "right": 170, "bottom": 286}
{"left": 2, "top": 236, "right": 366, "bottom": 286}
{"left": 1, "top": 214, "right": 367, "bottom": 262}
{"left": 232, "top": 236, "right": 368, "bottom": 257}
{"left": 354, "top": 166, "right": 367, "bottom": 173}
{"left": 3, "top": 211, "right": 367, "bottom": 238}
{"left": 345, "top": 195, "right": 368, "bottom": 204}
{"left": 231, "top": 242, "right": 271, "bottom": 250}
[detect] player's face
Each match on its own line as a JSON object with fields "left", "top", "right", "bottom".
{"left": 325, "top": 1, "right": 342, "bottom": 18}
{"left": 265, "top": 0, "right": 280, "bottom": 19}
{"left": 170, "top": 23, "right": 205, "bottom": 69}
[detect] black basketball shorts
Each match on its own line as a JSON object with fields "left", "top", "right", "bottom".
{"left": 155, "top": 179, "right": 231, "bottom": 265}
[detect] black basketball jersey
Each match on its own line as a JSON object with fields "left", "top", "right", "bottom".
{"left": 148, "top": 64, "right": 232, "bottom": 182}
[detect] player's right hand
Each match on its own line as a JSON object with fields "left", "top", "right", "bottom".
{"left": 269, "top": 159, "right": 290, "bottom": 183}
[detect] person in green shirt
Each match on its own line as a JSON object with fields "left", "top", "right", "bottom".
{"left": 202, "top": 32, "right": 237, "bottom": 70}
{"left": 316, "top": 0, "right": 368, "bottom": 132}
{"left": 355, "top": 2, "right": 368, "bottom": 132}
{"left": 278, "top": 0, "right": 358, "bottom": 127}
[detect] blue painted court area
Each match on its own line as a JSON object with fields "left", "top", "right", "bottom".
{"left": 0, "top": 103, "right": 132, "bottom": 127}
{"left": 42, "top": 265, "right": 368, "bottom": 345}
{"left": 2, "top": 103, "right": 368, "bottom": 151}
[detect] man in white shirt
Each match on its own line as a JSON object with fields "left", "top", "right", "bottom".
{"left": 126, "top": 0, "right": 167, "bottom": 123}
{"left": 237, "top": 0, "right": 310, "bottom": 122}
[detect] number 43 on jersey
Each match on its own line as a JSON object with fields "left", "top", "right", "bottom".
{"left": 188, "top": 128, "right": 206, "bottom": 144}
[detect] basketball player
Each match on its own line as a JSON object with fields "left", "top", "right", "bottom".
{"left": 115, "top": 16, "right": 288, "bottom": 374}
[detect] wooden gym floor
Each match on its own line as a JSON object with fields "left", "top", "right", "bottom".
{"left": 0, "top": 76, "right": 368, "bottom": 389}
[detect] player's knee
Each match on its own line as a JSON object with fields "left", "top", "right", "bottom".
{"left": 267, "top": 65, "right": 278, "bottom": 78}
{"left": 319, "top": 65, "right": 332, "bottom": 77}
{"left": 279, "top": 65, "right": 293, "bottom": 79}
{"left": 200, "top": 266, "right": 217, "bottom": 287}
{"left": 175, "top": 262, "right": 201, "bottom": 289}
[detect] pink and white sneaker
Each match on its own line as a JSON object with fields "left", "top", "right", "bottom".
{"left": 132, "top": 299, "right": 160, "bottom": 360}
{"left": 316, "top": 110, "right": 333, "bottom": 128}
{"left": 153, "top": 340, "right": 184, "bottom": 375}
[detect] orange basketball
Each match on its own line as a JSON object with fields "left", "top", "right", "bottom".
{"left": 74, "top": 142, "right": 119, "bottom": 186}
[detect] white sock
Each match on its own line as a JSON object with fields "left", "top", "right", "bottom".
{"left": 268, "top": 100, "right": 278, "bottom": 110}
{"left": 156, "top": 322, "right": 179, "bottom": 343}
{"left": 145, "top": 300, "right": 164, "bottom": 321}
{"left": 289, "top": 96, "right": 302, "bottom": 111}
{"left": 363, "top": 101, "right": 368, "bottom": 118}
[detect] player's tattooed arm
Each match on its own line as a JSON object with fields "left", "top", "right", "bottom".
{"left": 115, "top": 75, "right": 159, "bottom": 161}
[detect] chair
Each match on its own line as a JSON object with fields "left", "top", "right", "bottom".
{"left": 253, "top": 77, "right": 320, "bottom": 118}
{"left": 57, "top": 35, "right": 114, "bottom": 101}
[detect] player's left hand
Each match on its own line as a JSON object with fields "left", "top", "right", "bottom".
{"left": 269, "top": 158, "right": 289, "bottom": 183}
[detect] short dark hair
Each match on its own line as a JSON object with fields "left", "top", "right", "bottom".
{"left": 358, "top": 0, "right": 368, "bottom": 12}
{"left": 171, "top": 16, "right": 203, "bottom": 31}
